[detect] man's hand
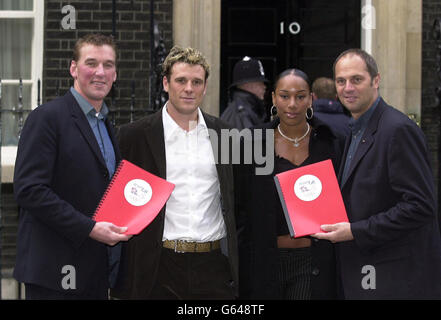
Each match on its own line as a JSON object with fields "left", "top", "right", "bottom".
{"left": 89, "top": 221, "right": 132, "bottom": 246}
{"left": 311, "top": 222, "right": 354, "bottom": 243}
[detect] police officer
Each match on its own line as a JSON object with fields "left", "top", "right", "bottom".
{"left": 221, "top": 56, "right": 268, "bottom": 129}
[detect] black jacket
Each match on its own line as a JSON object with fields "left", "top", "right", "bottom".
{"left": 313, "top": 99, "right": 350, "bottom": 137}
{"left": 221, "top": 88, "right": 267, "bottom": 130}
{"left": 337, "top": 98, "right": 441, "bottom": 299}
{"left": 13, "top": 91, "right": 121, "bottom": 294}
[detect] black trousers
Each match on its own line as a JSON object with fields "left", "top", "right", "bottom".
{"left": 149, "top": 247, "right": 235, "bottom": 300}
{"left": 277, "top": 247, "right": 312, "bottom": 300}
{"left": 25, "top": 283, "right": 108, "bottom": 300}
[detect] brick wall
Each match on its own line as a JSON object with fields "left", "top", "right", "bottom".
{"left": 1, "top": 184, "right": 18, "bottom": 270}
{"left": 422, "top": 0, "right": 441, "bottom": 220}
{"left": 43, "top": 0, "right": 173, "bottom": 125}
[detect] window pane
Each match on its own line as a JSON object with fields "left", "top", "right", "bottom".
{"left": 0, "top": 19, "right": 33, "bottom": 79}
{"left": 0, "top": 0, "right": 33, "bottom": 10}
{"left": 0, "top": 84, "right": 31, "bottom": 146}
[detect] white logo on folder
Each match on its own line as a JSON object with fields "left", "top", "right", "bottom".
{"left": 124, "top": 179, "right": 153, "bottom": 206}
{"left": 294, "top": 174, "right": 322, "bottom": 202}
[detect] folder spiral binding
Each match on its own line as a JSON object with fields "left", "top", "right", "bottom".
{"left": 95, "top": 160, "right": 125, "bottom": 214}
{"left": 274, "top": 159, "right": 348, "bottom": 238}
{"left": 93, "top": 159, "right": 175, "bottom": 235}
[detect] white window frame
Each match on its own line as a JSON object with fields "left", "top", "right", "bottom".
{"left": 0, "top": 0, "right": 44, "bottom": 182}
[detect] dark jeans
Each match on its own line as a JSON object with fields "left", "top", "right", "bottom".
{"left": 25, "top": 283, "right": 108, "bottom": 300}
{"left": 149, "top": 247, "right": 235, "bottom": 300}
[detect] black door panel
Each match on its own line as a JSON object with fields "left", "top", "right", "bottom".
{"left": 220, "top": 0, "right": 361, "bottom": 114}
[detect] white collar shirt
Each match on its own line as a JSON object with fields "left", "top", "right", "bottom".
{"left": 161, "top": 103, "right": 227, "bottom": 242}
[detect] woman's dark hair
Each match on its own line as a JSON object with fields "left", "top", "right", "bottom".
{"left": 273, "top": 68, "right": 311, "bottom": 91}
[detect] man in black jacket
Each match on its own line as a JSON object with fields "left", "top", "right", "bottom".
{"left": 221, "top": 57, "right": 268, "bottom": 129}
{"left": 312, "top": 48, "right": 441, "bottom": 299}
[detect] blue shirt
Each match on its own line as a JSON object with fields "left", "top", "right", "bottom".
{"left": 70, "top": 87, "right": 116, "bottom": 178}
{"left": 341, "top": 96, "right": 380, "bottom": 185}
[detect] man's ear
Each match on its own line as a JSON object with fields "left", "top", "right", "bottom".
{"left": 162, "top": 75, "right": 169, "bottom": 92}
{"left": 202, "top": 79, "right": 208, "bottom": 96}
{"left": 70, "top": 60, "right": 77, "bottom": 79}
{"left": 373, "top": 73, "right": 381, "bottom": 89}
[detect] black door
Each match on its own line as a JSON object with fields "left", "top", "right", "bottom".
{"left": 220, "top": 0, "right": 361, "bottom": 113}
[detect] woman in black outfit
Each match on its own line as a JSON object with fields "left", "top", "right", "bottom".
{"left": 237, "top": 68, "right": 345, "bottom": 299}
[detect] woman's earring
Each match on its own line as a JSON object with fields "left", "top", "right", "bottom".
{"left": 306, "top": 106, "right": 314, "bottom": 120}
{"left": 270, "top": 105, "right": 278, "bottom": 121}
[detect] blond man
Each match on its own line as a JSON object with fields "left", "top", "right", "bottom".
{"left": 111, "top": 46, "right": 238, "bottom": 299}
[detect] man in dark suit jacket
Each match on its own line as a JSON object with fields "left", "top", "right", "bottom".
{"left": 312, "top": 49, "right": 441, "bottom": 299}
{"left": 111, "top": 46, "right": 238, "bottom": 299}
{"left": 13, "top": 34, "right": 131, "bottom": 299}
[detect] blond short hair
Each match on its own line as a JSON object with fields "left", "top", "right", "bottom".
{"left": 162, "top": 45, "right": 210, "bottom": 81}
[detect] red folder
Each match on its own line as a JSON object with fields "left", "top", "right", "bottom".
{"left": 93, "top": 159, "right": 175, "bottom": 235}
{"left": 274, "top": 159, "right": 348, "bottom": 238}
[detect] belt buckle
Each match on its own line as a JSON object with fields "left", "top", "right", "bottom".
{"left": 173, "top": 240, "right": 180, "bottom": 253}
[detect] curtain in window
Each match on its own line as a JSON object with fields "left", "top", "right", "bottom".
{"left": 0, "top": 0, "right": 33, "bottom": 10}
{"left": 0, "top": 15, "right": 32, "bottom": 145}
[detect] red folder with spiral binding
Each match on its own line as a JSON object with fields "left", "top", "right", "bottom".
{"left": 274, "top": 159, "right": 348, "bottom": 238}
{"left": 94, "top": 159, "right": 175, "bottom": 235}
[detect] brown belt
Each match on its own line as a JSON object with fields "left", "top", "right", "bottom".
{"left": 163, "top": 239, "right": 221, "bottom": 253}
